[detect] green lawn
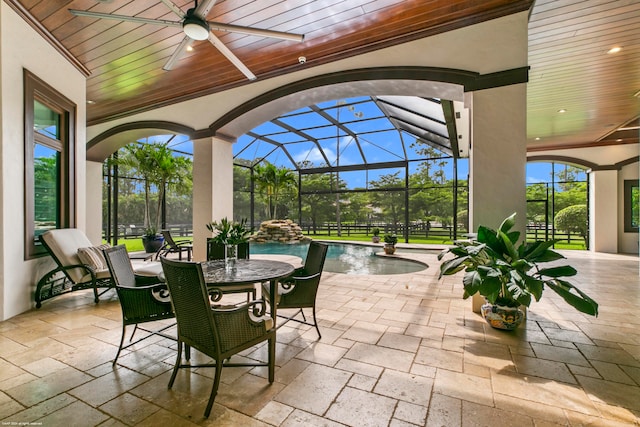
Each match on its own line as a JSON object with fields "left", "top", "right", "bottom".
{"left": 111, "top": 233, "right": 585, "bottom": 252}
{"left": 298, "top": 233, "right": 456, "bottom": 245}
{"left": 289, "top": 233, "right": 587, "bottom": 249}
{"left": 108, "top": 237, "right": 193, "bottom": 253}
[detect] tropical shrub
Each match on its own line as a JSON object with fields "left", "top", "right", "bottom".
{"left": 555, "top": 205, "right": 587, "bottom": 239}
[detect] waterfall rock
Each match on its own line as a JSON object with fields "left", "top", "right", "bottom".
{"left": 250, "top": 219, "right": 311, "bottom": 243}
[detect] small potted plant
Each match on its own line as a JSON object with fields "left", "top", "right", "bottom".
{"left": 383, "top": 233, "right": 397, "bottom": 255}
{"left": 141, "top": 227, "right": 164, "bottom": 253}
{"left": 371, "top": 227, "right": 381, "bottom": 243}
{"left": 438, "top": 212, "right": 598, "bottom": 330}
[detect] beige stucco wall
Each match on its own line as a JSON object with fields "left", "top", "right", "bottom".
{"left": 590, "top": 170, "right": 618, "bottom": 253}
{"left": 0, "top": 4, "right": 87, "bottom": 320}
{"left": 534, "top": 144, "right": 638, "bottom": 167}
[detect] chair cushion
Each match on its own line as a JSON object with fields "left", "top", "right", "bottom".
{"left": 79, "top": 268, "right": 111, "bottom": 283}
{"left": 42, "top": 229, "right": 92, "bottom": 267}
{"left": 77, "top": 244, "right": 111, "bottom": 272}
{"left": 132, "top": 262, "right": 164, "bottom": 278}
{"left": 41, "top": 229, "right": 104, "bottom": 283}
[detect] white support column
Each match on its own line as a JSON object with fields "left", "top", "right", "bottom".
{"left": 192, "top": 135, "right": 234, "bottom": 261}
{"left": 85, "top": 160, "right": 104, "bottom": 243}
{"left": 469, "top": 84, "right": 527, "bottom": 313}
{"left": 469, "top": 84, "right": 527, "bottom": 234}
{"left": 589, "top": 169, "right": 618, "bottom": 253}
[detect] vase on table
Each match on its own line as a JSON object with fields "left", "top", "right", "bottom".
{"left": 225, "top": 244, "right": 238, "bottom": 272}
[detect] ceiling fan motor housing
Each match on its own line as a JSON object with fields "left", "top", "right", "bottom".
{"left": 182, "top": 8, "right": 210, "bottom": 40}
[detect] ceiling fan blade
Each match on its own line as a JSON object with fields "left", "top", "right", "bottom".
{"left": 163, "top": 36, "right": 195, "bottom": 71}
{"left": 195, "top": 0, "right": 218, "bottom": 17}
{"left": 207, "top": 33, "right": 256, "bottom": 80}
{"left": 159, "top": 0, "right": 186, "bottom": 19}
{"left": 68, "top": 9, "right": 181, "bottom": 28}
{"left": 207, "top": 22, "right": 304, "bottom": 42}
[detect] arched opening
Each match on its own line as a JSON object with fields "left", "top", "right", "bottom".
{"left": 90, "top": 67, "right": 528, "bottom": 251}
{"left": 232, "top": 95, "right": 470, "bottom": 244}
{"left": 101, "top": 134, "right": 194, "bottom": 249}
{"left": 526, "top": 159, "right": 589, "bottom": 250}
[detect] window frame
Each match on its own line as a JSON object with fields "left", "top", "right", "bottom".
{"left": 24, "top": 69, "right": 76, "bottom": 259}
{"left": 624, "top": 179, "right": 639, "bottom": 233}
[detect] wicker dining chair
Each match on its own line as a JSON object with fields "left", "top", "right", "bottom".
{"left": 262, "top": 241, "right": 328, "bottom": 339}
{"left": 160, "top": 256, "right": 275, "bottom": 418}
{"left": 103, "top": 245, "right": 175, "bottom": 365}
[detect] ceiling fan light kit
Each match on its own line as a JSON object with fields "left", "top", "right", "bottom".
{"left": 183, "top": 10, "right": 210, "bottom": 40}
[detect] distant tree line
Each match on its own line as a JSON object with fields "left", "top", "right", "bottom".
{"left": 100, "top": 140, "right": 588, "bottom": 245}
{"left": 234, "top": 145, "right": 470, "bottom": 236}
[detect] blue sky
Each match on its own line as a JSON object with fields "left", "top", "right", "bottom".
{"left": 140, "top": 98, "right": 587, "bottom": 187}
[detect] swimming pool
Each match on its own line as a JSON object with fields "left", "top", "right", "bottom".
{"left": 250, "top": 242, "right": 427, "bottom": 275}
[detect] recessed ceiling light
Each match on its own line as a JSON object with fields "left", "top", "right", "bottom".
{"left": 186, "top": 45, "right": 194, "bottom": 52}
{"left": 557, "top": 109, "right": 567, "bottom": 113}
{"left": 607, "top": 46, "right": 622, "bottom": 54}
{"left": 87, "top": 100, "right": 95, "bottom": 104}
{"left": 616, "top": 139, "right": 623, "bottom": 142}
{"left": 535, "top": 137, "right": 540, "bottom": 141}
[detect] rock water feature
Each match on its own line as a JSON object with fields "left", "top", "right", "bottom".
{"left": 250, "top": 219, "right": 310, "bottom": 243}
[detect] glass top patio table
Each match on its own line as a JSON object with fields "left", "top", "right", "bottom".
{"left": 201, "top": 259, "right": 294, "bottom": 286}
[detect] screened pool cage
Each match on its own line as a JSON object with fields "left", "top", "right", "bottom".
{"left": 103, "top": 96, "right": 470, "bottom": 244}
{"left": 102, "top": 95, "right": 588, "bottom": 248}
{"left": 232, "top": 96, "right": 471, "bottom": 243}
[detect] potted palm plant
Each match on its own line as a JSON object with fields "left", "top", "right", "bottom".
{"left": 383, "top": 233, "right": 397, "bottom": 254}
{"left": 438, "top": 213, "right": 598, "bottom": 330}
{"left": 142, "top": 227, "right": 164, "bottom": 253}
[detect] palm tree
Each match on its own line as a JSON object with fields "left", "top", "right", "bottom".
{"left": 253, "top": 163, "right": 297, "bottom": 219}
{"left": 152, "top": 145, "right": 191, "bottom": 231}
{"left": 118, "top": 142, "right": 192, "bottom": 232}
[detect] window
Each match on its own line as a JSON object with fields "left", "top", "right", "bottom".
{"left": 24, "top": 70, "right": 76, "bottom": 258}
{"left": 624, "top": 179, "right": 639, "bottom": 233}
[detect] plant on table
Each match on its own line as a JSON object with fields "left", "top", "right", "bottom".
{"left": 438, "top": 212, "right": 598, "bottom": 330}
{"left": 206, "top": 217, "right": 252, "bottom": 268}
{"left": 206, "top": 217, "right": 251, "bottom": 245}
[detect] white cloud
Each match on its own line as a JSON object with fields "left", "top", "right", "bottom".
{"left": 294, "top": 147, "right": 335, "bottom": 165}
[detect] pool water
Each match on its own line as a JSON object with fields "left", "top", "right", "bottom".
{"left": 250, "top": 242, "right": 427, "bottom": 275}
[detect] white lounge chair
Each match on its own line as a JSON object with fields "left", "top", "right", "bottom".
{"left": 36, "top": 228, "right": 162, "bottom": 308}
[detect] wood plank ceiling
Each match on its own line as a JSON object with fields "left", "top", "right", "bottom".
{"left": 527, "top": 0, "right": 640, "bottom": 151}
{"left": 6, "top": 0, "right": 640, "bottom": 152}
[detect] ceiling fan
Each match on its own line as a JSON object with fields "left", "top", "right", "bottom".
{"left": 69, "top": 0, "right": 305, "bottom": 80}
